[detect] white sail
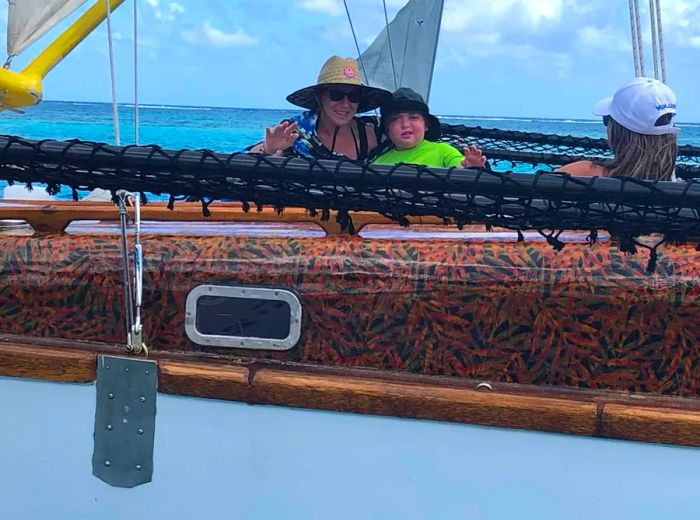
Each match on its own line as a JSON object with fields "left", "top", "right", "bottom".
{"left": 359, "top": 0, "right": 444, "bottom": 102}
{"left": 7, "top": 0, "right": 88, "bottom": 57}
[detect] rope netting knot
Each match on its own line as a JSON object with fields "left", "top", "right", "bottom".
{"left": 2, "top": 133, "right": 700, "bottom": 273}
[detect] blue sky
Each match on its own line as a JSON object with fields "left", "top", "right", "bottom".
{"left": 1, "top": 0, "right": 699, "bottom": 120}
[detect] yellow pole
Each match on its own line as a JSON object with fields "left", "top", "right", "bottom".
{"left": 24, "top": 0, "right": 127, "bottom": 78}
{"left": 0, "top": 0, "right": 126, "bottom": 110}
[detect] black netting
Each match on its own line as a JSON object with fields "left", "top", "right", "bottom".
{"left": 440, "top": 123, "right": 700, "bottom": 179}
{"left": 2, "top": 133, "right": 700, "bottom": 273}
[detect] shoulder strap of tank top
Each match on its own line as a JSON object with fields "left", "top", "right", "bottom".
{"left": 356, "top": 119, "right": 369, "bottom": 160}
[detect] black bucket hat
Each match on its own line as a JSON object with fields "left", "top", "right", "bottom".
{"left": 380, "top": 87, "right": 441, "bottom": 141}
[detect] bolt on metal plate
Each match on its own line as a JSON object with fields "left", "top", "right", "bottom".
{"left": 92, "top": 355, "right": 157, "bottom": 488}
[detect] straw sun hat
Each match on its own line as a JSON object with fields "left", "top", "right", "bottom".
{"left": 286, "top": 56, "right": 390, "bottom": 114}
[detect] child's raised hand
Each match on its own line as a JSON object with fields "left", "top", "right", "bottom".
{"left": 264, "top": 121, "right": 300, "bottom": 154}
{"left": 461, "top": 146, "right": 487, "bottom": 168}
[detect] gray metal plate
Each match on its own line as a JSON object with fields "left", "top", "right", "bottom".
{"left": 92, "top": 355, "right": 157, "bottom": 488}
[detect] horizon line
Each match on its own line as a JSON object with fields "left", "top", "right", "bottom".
{"left": 35, "top": 99, "right": 700, "bottom": 126}
{"left": 35, "top": 99, "right": 608, "bottom": 123}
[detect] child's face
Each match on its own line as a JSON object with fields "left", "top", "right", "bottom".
{"left": 386, "top": 112, "right": 426, "bottom": 150}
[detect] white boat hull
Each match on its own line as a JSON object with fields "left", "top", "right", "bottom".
{"left": 1, "top": 375, "right": 699, "bottom": 519}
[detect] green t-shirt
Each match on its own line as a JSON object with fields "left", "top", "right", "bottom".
{"left": 372, "top": 140, "right": 463, "bottom": 168}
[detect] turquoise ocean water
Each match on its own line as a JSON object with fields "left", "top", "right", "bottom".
{"left": 1, "top": 100, "right": 699, "bottom": 199}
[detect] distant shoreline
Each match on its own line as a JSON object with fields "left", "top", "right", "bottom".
{"left": 33, "top": 99, "right": 700, "bottom": 127}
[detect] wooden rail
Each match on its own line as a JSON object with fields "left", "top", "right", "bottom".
{"left": 1, "top": 338, "right": 698, "bottom": 447}
{"left": 0, "top": 200, "right": 448, "bottom": 235}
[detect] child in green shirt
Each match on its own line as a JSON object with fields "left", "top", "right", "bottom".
{"left": 373, "top": 88, "right": 486, "bottom": 169}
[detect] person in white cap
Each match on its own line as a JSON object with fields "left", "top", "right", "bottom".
{"left": 558, "top": 77, "right": 679, "bottom": 181}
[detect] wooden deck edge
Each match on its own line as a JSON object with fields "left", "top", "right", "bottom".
{"left": 0, "top": 201, "right": 448, "bottom": 235}
{"left": 601, "top": 404, "right": 700, "bottom": 447}
{"left": 0, "top": 201, "right": 576, "bottom": 237}
{"left": 0, "top": 343, "right": 99, "bottom": 383}
{"left": 1, "top": 342, "right": 698, "bottom": 447}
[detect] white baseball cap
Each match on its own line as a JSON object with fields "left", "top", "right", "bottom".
{"left": 592, "top": 77, "right": 679, "bottom": 135}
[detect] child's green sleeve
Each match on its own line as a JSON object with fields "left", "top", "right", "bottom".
{"left": 442, "top": 143, "right": 464, "bottom": 168}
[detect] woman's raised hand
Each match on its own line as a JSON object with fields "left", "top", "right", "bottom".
{"left": 461, "top": 146, "right": 487, "bottom": 168}
{"left": 264, "top": 121, "right": 300, "bottom": 154}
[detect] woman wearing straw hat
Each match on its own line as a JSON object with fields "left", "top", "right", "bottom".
{"left": 558, "top": 77, "right": 679, "bottom": 181}
{"left": 250, "top": 56, "right": 390, "bottom": 160}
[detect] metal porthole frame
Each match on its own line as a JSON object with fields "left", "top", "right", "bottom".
{"left": 184, "top": 285, "right": 302, "bottom": 350}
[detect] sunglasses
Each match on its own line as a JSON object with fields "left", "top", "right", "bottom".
{"left": 326, "top": 89, "right": 362, "bottom": 103}
{"left": 603, "top": 115, "right": 612, "bottom": 127}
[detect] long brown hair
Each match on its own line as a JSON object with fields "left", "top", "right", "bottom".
{"left": 599, "top": 117, "right": 677, "bottom": 180}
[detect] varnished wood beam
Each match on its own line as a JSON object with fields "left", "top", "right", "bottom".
{"left": 0, "top": 200, "right": 445, "bottom": 235}
{"left": 157, "top": 361, "right": 700, "bottom": 447}
{"left": 0, "top": 343, "right": 97, "bottom": 382}
{"left": 601, "top": 404, "right": 700, "bottom": 446}
{"left": 1, "top": 340, "right": 698, "bottom": 447}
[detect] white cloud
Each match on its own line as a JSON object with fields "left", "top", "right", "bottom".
{"left": 661, "top": 0, "right": 694, "bottom": 26}
{"left": 137, "top": 35, "right": 159, "bottom": 48}
{"left": 296, "top": 0, "right": 343, "bottom": 16}
{"left": 438, "top": 0, "right": 573, "bottom": 72}
{"left": 447, "top": 32, "right": 503, "bottom": 58}
{"left": 576, "top": 26, "right": 629, "bottom": 52}
{"left": 169, "top": 2, "right": 185, "bottom": 15}
{"left": 443, "top": 0, "right": 565, "bottom": 32}
{"left": 321, "top": 24, "right": 352, "bottom": 43}
{"left": 147, "top": 0, "right": 185, "bottom": 21}
{"left": 182, "top": 22, "right": 258, "bottom": 47}
{"left": 659, "top": 0, "right": 700, "bottom": 47}
{"left": 433, "top": 0, "right": 700, "bottom": 82}
{"left": 523, "top": 0, "right": 564, "bottom": 22}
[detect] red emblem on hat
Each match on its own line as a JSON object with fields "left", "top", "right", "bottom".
{"left": 344, "top": 66, "right": 355, "bottom": 78}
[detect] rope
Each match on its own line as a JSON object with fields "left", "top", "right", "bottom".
{"left": 104, "top": 0, "right": 120, "bottom": 145}
{"left": 629, "top": 0, "right": 668, "bottom": 81}
{"left": 632, "top": 0, "right": 646, "bottom": 76}
{"left": 382, "top": 0, "right": 398, "bottom": 90}
{"left": 342, "top": 0, "right": 368, "bottom": 83}
{"left": 649, "top": 0, "right": 660, "bottom": 79}
{"left": 654, "top": 0, "right": 667, "bottom": 82}
{"left": 628, "top": 0, "right": 641, "bottom": 75}
{"left": 133, "top": 0, "right": 140, "bottom": 144}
